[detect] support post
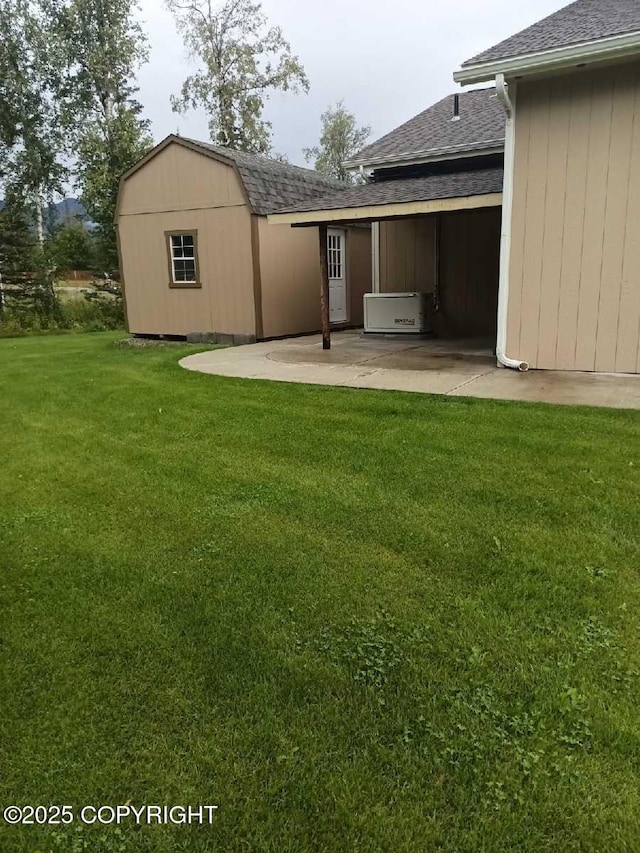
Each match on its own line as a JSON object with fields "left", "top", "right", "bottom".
{"left": 371, "top": 222, "right": 380, "bottom": 293}
{"left": 319, "top": 223, "right": 331, "bottom": 350}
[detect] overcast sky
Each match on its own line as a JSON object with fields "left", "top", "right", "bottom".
{"left": 137, "top": 0, "right": 569, "bottom": 165}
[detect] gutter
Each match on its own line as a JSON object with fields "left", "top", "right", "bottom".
{"left": 494, "top": 73, "right": 528, "bottom": 372}
{"left": 455, "top": 30, "right": 640, "bottom": 85}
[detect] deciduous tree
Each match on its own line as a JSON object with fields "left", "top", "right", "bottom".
{"left": 304, "top": 102, "right": 371, "bottom": 184}
{"left": 166, "top": 0, "right": 309, "bottom": 154}
{"left": 58, "top": 0, "right": 153, "bottom": 271}
{"left": 0, "top": 0, "right": 70, "bottom": 243}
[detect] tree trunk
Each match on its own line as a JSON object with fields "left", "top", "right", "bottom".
{"left": 35, "top": 194, "right": 44, "bottom": 248}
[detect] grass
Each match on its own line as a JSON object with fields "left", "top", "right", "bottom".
{"left": 0, "top": 333, "right": 639, "bottom": 853}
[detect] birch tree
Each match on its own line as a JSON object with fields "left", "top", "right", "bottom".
{"left": 0, "top": 0, "right": 69, "bottom": 243}
{"left": 59, "top": 0, "right": 153, "bottom": 270}
{"left": 304, "top": 102, "right": 371, "bottom": 184}
{"left": 165, "top": 0, "right": 309, "bottom": 154}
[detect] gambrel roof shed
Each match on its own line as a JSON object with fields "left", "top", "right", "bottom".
{"left": 120, "top": 135, "right": 345, "bottom": 217}
{"left": 116, "top": 135, "right": 371, "bottom": 344}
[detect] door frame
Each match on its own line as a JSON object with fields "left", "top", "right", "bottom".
{"left": 327, "top": 227, "right": 349, "bottom": 325}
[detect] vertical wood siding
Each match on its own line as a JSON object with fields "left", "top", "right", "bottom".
{"left": 508, "top": 64, "right": 640, "bottom": 372}
{"left": 438, "top": 208, "right": 501, "bottom": 338}
{"left": 380, "top": 212, "right": 500, "bottom": 339}
{"left": 118, "top": 143, "right": 255, "bottom": 337}
{"left": 118, "top": 143, "right": 246, "bottom": 215}
{"left": 379, "top": 218, "right": 435, "bottom": 293}
{"left": 120, "top": 206, "right": 256, "bottom": 337}
{"left": 347, "top": 227, "right": 373, "bottom": 326}
{"left": 258, "top": 223, "right": 371, "bottom": 338}
{"left": 258, "top": 221, "right": 322, "bottom": 338}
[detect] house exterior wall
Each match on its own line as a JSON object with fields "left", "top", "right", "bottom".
{"left": 379, "top": 219, "right": 435, "bottom": 294}
{"left": 439, "top": 208, "right": 501, "bottom": 338}
{"left": 346, "top": 227, "right": 372, "bottom": 326}
{"left": 380, "top": 211, "right": 500, "bottom": 338}
{"left": 118, "top": 143, "right": 257, "bottom": 339}
{"left": 507, "top": 62, "right": 640, "bottom": 372}
{"left": 258, "top": 222, "right": 371, "bottom": 338}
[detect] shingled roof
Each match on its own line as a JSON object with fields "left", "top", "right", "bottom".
{"left": 346, "top": 88, "right": 505, "bottom": 168}
{"left": 184, "top": 139, "right": 344, "bottom": 216}
{"left": 463, "top": 0, "right": 640, "bottom": 68}
{"left": 275, "top": 167, "right": 504, "bottom": 216}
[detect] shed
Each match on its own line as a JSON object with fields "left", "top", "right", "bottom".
{"left": 116, "top": 136, "right": 372, "bottom": 343}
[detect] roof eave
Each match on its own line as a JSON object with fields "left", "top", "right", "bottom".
{"left": 455, "top": 30, "right": 640, "bottom": 85}
{"left": 268, "top": 192, "right": 503, "bottom": 227}
{"left": 344, "top": 140, "right": 505, "bottom": 172}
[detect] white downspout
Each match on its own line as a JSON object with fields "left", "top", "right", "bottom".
{"left": 495, "top": 73, "right": 529, "bottom": 371}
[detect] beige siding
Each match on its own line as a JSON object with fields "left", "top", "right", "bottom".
{"left": 258, "top": 221, "right": 322, "bottom": 338}
{"left": 380, "top": 218, "right": 435, "bottom": 293}
{"left": 258, "top": 222, "right": 371, "bottom": 338}
{"left": 118, "top": 143, "right": 246, "bottom": 216}
{"left": 118, "top": 142, "right": 256, "bottom": 338}
{"left": 119, "top": 140, "right": 372, "bottom": 340}
{"left": 508, "top": 64, "right": 640, "bottom": 372}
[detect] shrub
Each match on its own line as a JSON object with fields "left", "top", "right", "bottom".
{"left": 0, "top": 278, "right": 126, "bottom": 337}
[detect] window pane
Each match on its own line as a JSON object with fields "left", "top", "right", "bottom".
{"left": 174, "top": 259, "right": 196, "bottom": 282}
{"left": 170, "top": 234, "right": 197, "bottom": 282}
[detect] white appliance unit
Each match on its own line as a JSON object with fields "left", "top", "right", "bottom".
{"left": 364, "top": 292, "right": 428, "bottom": 335}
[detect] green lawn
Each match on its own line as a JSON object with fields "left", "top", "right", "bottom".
{"left": 1, "top": 333, "right": 639, "bottom": 853}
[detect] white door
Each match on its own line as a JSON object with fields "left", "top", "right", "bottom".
{"left": 328, "top": 228, "right": 348, "bottom": 324}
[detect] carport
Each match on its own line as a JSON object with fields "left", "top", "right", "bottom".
{"left": 268, "top": 166, "right": 503, "bottom": 350}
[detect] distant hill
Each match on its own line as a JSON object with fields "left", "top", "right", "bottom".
{"left": 50, "top": 198, "right": 87, "bottom": 223}
{"left": 0, "top": 197, "right": 92, "bottom": 229}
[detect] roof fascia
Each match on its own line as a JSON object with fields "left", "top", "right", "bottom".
{"left": 267, "top": 192, "right": 503, "bottom": 227}
{"left": 345, "top": 141, "right": 505, "bottom": 173}
{"left": 454, "top": 31, "right": 640, "bottom": 85}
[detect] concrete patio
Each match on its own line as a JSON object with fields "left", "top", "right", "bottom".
{"left": 180, "top": 330, "right": 640, "bottom": 409}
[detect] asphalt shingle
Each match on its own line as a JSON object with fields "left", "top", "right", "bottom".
{"left": 276, "top": 167, "right": 504, "bottom": 215}
{"left": 347, "top": 89, "right": 505, "bottom": 166}
{"left": 185, "top": 139, "right": 345, "bottom": 216}
{"left": 463, "top": 0, "right": 640, "bottom": 67}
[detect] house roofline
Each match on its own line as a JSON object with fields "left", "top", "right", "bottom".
{"left": 344, "top": 140, "right": 505, "bottom": 172}
{"left": 267, "top": 192, "right": 503, "bottom": 227}
{"left": 455, "top": 30, "right": 640, "bottom": 85}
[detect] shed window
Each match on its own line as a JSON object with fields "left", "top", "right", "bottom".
{"left": 167, "top": 232, "right": 200, "bottom": 286}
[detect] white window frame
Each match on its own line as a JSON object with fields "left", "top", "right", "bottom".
{"left": 166, "top": 231, "right": 200, "bottom": 288}
{"left": 327, "top": 231, "right": 344, "bottom": 281}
